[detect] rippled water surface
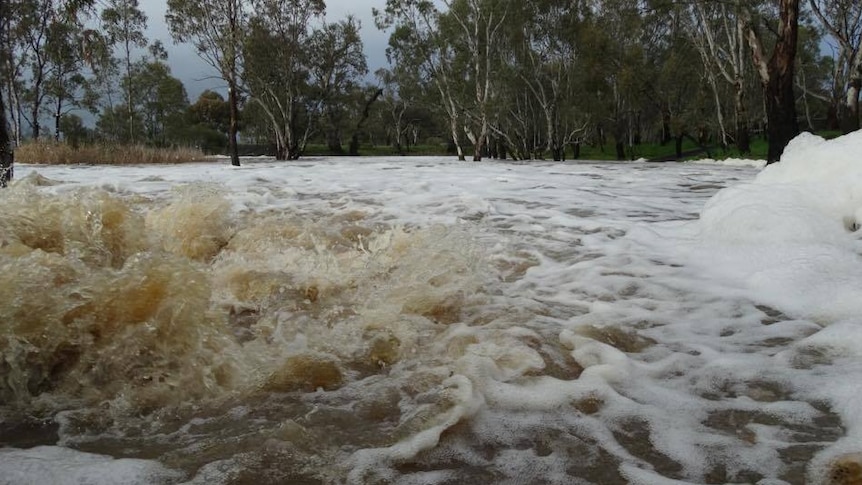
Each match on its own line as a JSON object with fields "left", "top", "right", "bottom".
{"left": 0, "top": 157, "right": 852, "bottom": 484}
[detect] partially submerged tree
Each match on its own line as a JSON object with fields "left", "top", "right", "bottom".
{"left": 101, "top": 0, "right": 148, "bottom": 142}
{"left": 0, "top": 0, "right": 12, "bottom": 187}
{"left": 376, "top": 0, "right": 467, "bottom": 160}
{"left": 309, "top": 17, "right": 368, "bottom": 154}
{"left": 1, "top": 0, "right": 96, "bottom": 185}
{"left": 166, "top": 0, "right": 245, "bottom": 166}
{"left": 0, "top": 78, "right": 12, "bottom": 187}
{"left": 242, "top": 0, "right": 324, "bottom": 160}
{"left": 440, "top": 0, "right": 511, "bottom": 161}
{"left": 744, "top": 0, "right": 801, "bottom": 163}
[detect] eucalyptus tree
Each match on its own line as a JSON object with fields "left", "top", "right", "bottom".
{"left": 243, "top": 0, "right": 324, "bottom": 160}
{"left": 795, "top": 20, "right": 833, "bottom": 130}
{"left": 308, "top": 17, "right": 368, "bottom": 154}
{"left": 17, "top": 0, "right": 56, "bottom": 140}
{"left": 6, "top": 0, "right": 106, "bottom": 143}
{"left": 17, "top": 0, "right": 94, "bottom": 140}
{"left": 808, "top": 0, "right": 862, "bottom": 131}
{"left": 590, "top": 0, "right": 651, "bottom": 160}
{"left": 133, "top": 60, "right": 188, "bottom": 146}
{"left": 640, "top": 2, "right": 713, "bottom": 158}
{"left": 503, "top": 0, "right": 572, "bottom": 160}
{"left": 0, "top": 0, "right": 12, "bottom": 186}
{"left": 375, "top": 0, "right": 467, "bottom": 160}
{"left": 44, "top": 19, "right": 102, "bottom": 141}
{"left": 0, "top": 0, "right": 94, "bottom": 185}
{"left": 684, "top": 0, "right": 752, "bottom": 153}
{"left": 166, "top": 0, "right": 247, "bottom": 166}
{"left": 1, "top": 0, "right": 29, "bottom": 146}
{"left": 58, "top": 113, "right": 90, "bottom": 147}
{"left": 440, "top": 0, "right": 512, "bottom": 160}
{"left": 187, "top": 90, "right": 230, "bottom": 152}
{"left": 101, "top": 0, "right": 147, "bottom": 143}
{"left": 743, "top": 0, "right": 801, "bottom": 163}
{"left": 489, "top": 68, "right": 543, "bottom": 160}
{"left": 375, "top": 67, "right": 411, "bottom": 154}
{"left": 374, "top": 66, "right": 441, "bottom": 153}
{"left": 0, "top": 90, "right": 9, "bottom": 186}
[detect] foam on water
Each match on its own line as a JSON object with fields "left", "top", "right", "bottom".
{"left": 1, "top": 137, "right": 861, "bottom": 484}
{"left": 0, "top": 446, "right": 182, "bottom": 485}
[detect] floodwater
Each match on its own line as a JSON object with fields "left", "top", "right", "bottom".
{"left": 0, "top": 157, "right": 852, "bottom": 484}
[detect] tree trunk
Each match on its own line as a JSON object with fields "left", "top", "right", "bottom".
{"left": 0, "top": 90, "right": 13, "bottom": 187}
{"left": 675, "top": 135, "right": 683, "bottom": 159}
{"left": 31, "top": 103, "right": 40, "bottom": 140}
{"left": 615, "top": 140, "right": 625, "bottom": 161}
{"left": 126, "top": 40, "right": 135, "bottom": 143}
{"left": 227, "top": 83, "right": 240, "bottom": 166}
{"left": 275, "top": 139, "right": 287, "bottom": 160}
{"left": 844, "top": 77, "right": 860, "bottom": 133}
{"left": 450, "top": 114, "right": 465, "bottom": 161}
{"left": 54, "top": 94, "right": 64, "bottom": 142}
{"left": 348, "top": 89, "right": 383, "bottom": 157}
{"left": 0, "top": 0, "right": 8, "bottom": 185}
{"left": 571, "top": 141, "right": 580, "bottom": 160}
{"left": 327, "top": 130, "right": 344, "bottom": 155}
{"left": 746, "top": 0, "right": 800, "bottom": 164}
{"left": 734, "top": 79, "right": 751, "bottom": 154}
{"left": 765, "top": 70, "right": 800, "bottom": 163}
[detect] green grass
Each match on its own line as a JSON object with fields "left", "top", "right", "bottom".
{"left": 301, "top": 143, "right": 449, "bottom": 157}
{"left": 266, "top": 130, "right": 843, "bottom": 161}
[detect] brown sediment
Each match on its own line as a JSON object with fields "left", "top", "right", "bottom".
{"left": 521, "top": 334, "right": 584, "bottom": 381}
{"left": 364, "top": 330, "right": 402, "bottom": 368}
{"left": 572, "top": 394, "right": 604, "bottom": 415}
{"left": 264, "top": 355, "right": 344, "bottom": 393}
{"left": 576, "top": 324, "right": 658, "bottom": 353}
{"left": 612, "top": 417, "right": 685, "bottom": 479}
{"left": 403, "top": 293, "right": 466, "bottom": 324}
{"left": 494, "top": 250, "right": 540, "bottom": 283}
{"left": 829, "top": 453, "right": 862, "bottom": 485}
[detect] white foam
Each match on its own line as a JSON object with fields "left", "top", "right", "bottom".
{"left": 686, "top": 157, "right": 767, "bottom": 169}
{"left": 0, "top": 446, "right": 183, "bottom": 485}
{"left": 7, "top": 134, "right": 862, "bottom": 483}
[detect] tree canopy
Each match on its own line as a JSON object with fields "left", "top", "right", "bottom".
{"left": 0, "top": 0, "right": 857, "bottom": 173}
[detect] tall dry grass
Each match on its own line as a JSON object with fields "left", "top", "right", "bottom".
{"left": 15, "top": 141, "right": 209, "bottom": 165}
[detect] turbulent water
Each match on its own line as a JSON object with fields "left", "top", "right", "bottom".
{"left": 0, "top": 157, "right": 853, "bottom": 484}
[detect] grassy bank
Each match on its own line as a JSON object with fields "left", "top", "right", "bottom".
{"left": 15, "top": 141, "right": 208, "bottom": 165}
{"left": 305, "top": 138, "right": 769, "bottom": 161}
{"left": 17, "top": 130, "right": 839, "bottom": 165}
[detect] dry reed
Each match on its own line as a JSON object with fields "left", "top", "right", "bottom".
{"left": 15, "top": 141, "right": 209, "bottom": 165}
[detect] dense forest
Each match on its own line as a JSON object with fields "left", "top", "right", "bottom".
{"left": 0, "top": 0, "right": 860, "bottom": 180}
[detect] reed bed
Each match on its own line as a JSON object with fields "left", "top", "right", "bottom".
{"left": 15, "top": 141, "right": 209, "bottom": 165}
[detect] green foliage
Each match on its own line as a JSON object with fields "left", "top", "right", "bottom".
{"left": 58, "top": 113, "right": 91, "bottom": 147}
{"left": 241, "top": 1, "right": 368, "bottom": 159}
{"left": 0, "top": 0, "right": 848, "bottom": 165}
{"left": 186, "top": 90, "right": 229, "bottom": 152}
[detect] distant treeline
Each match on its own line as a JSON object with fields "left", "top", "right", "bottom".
{"left": 0, "top": 0, "right": 860, "bottom": 173}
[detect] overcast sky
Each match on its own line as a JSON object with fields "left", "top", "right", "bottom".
{"left": 137, "top": 0, "right": 392, "bottom": 100}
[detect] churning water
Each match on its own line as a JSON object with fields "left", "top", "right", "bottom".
{"left": 0, "top": 157, "right": 855, "bottom": 484}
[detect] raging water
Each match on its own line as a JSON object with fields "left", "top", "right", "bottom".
{"left": 0, "top": 158, "right": 851, "bottom": 484}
